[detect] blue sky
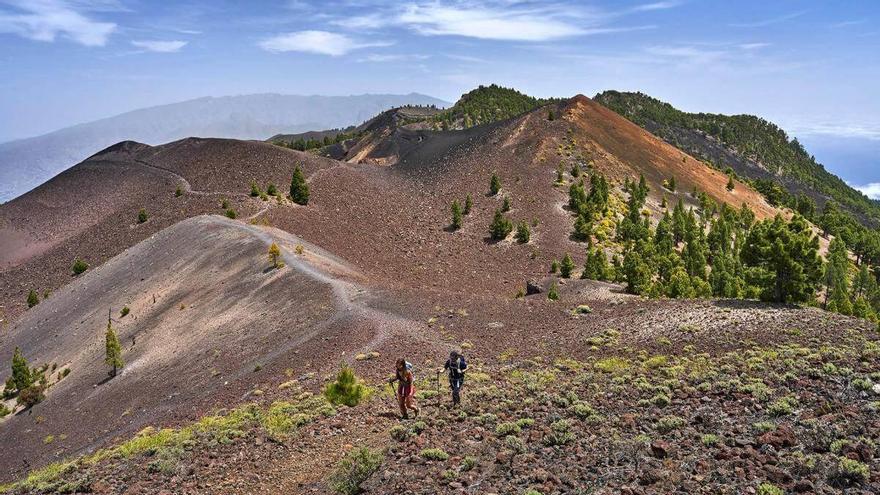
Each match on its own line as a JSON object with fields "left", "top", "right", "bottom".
{"left": 1, "top": 0, "right": 878, "bottom": 194}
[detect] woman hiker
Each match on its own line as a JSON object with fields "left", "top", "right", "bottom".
{"left": 388, "top": 358, "right": 419, "bottom": 419}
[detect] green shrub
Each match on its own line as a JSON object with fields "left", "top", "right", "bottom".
{"left": 329, "top": 447, "right": 383, "bottom": 495}
{"left": 753, "top": 421, "right": 776, "bottom": 433}
{"left": 461, "top": 456, "right": 477, "bottom": 471}
{"left": 420, "top": 448, "right": 449, "bottom": 461}
{"left": 71, "top": 258, "right": 89, "bottom": 275}
{"left": 757, "top": 483, "right": 782, "bottom": 495}
{"left": 547, "top": 282, "right": 559, "bottom": 301}
{"left": 514, "top": 419, "right": 534, "bottom": 430}
{"left": 250, "top": 181, "right": 261, "bottom": 197}
{"left": 137, "top": 208, "right": 148, "bottom": 224}
{"left": 550, "top": 260, "right": 559, "bottom": 273}
{"left": 543, "top": 419, "right": 574, "bottom": 446}
{"left": 389, "top": 425, "right": 409, "bottom": 442}
{"left": 450, "top": 200, "right": 463, "bottom": 230}
{"left": 323, "top": 366, "right": 369, "bottom": 407}
{"left": 830, "top": 457, "right": 869, "bottom": 486}
{"left": 515, "top": 221, "right": 531, "bottom": 243}
{"left": 570, "top": 402, "right": 597, "bottom": 419}
{"left": 464, "top": 194, "right": 473, "bottom": 214}
{"left": 656, "top": 415, "right": 686, "bottom": 434}
{"left": 701, "top": 434, "right": 720, "bottom": 447}
{"left": 225, "top": 208, "right": 237, "bottom": 219}
{"left": 496, "top": 422, "right": 521, "bottom": 436}
{"left": 505, "top": 435, "right": 525, "bottom": 453}
{"left": 489, "top": 209, "right": 513, "bottom": 240}
{"left": 175, "top": 186, "right": 182, "bottom": 197}
{"left": 0, "top": 403, "right": 10, "bottom": 418}
{"left": 267, "top": 183, "right": 278, "bottom": 196}
{"left": 120, "top": 306, "right": 130, "bottom": 318}
{"left": 489, "top": 173, "right": 501, "bottom": 195}
{"left": 768, "top": 396, "right": 797, "bottom": 417}
{"left": 17, "top": 384, "right": 45, "bottom": 408}
{"left": 501, "top": 196, "right": 511, "bottom": 212}
{"left": 27, "top": 289, "right": 39, "bottom": 308}
{"left": 559, "top": 253, "right": 575, "bottom": 278}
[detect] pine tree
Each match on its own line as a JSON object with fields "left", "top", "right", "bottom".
{"left": 105, "top": 321, "right": 124, "bottom": 377}
{"left": 825, "top": 237, "right": 852, "bottom": 314}
{"left": 671, "top": 199, "right": 687, "bottom": 244}
{"left": 556, "top": 163, "right": 565, "bottom": 184}
{"left": 588, "top": 174, "right": 609, "bottom": 214}
{"left": 666, "top": 267, "right": 695, "bottom": 298}
{"left": 250, "top": 181, "right": 261, "bottom": 197}
{"left": 11, "top": 347, "right": 32, "bottom": 393}
{"left": 268, "top": 242, "right": 282, "bottom": 268}
{"left": 726, "top": 176, "right": 735, "bottom": 191}
{"left": 682, "top": 209, "right": 708, "bottom": 280}
{"left": 550, "top": 260, "right": 559, "bottom": 274}
{"left": 290, "top": 165, "right": 310, "bottom": 205}
{"left": 489, "top": 173, "right": 501, "bottom": 196}
{"left": 568, "top": 181, "right": 587, "bottom": 211}
{"left": 570, "top": 164, "right": 581, "bottom": 178}
{"left": 137, "top": 208, "right": 148, "bottom": 224}
{"left": 582, "top": 247, "right": 610, "bottom": 281}
{"left": 572, "top": 214, "right": 592, "bottom": 242}
{"left": 560, "top": 253, "right": 575, "bottom": 278}
{"left": 547, "top": 282, "right": 559, "bottom": 301}
{"left": 489, "top": 209, "right": 513, "bottom": 241}
{"left": 853, "top": 264, "right": 876, "bottom": 299}
{"left": 27, "top": 289, "right": 39, "bottom": 308}
{"left": 709, "top": 252, "right": 744, "bottom": 298}
{"left": 741, "top": 214, "right": 823, "bottom": 304}
{"left": 515, "top": 221, "right": 530, "bottom": 243}
{"left": 623, "top": 248, "right": 652, "bottom": 295}
{"left": 464, "top": 194, "right": 473, "bottom": 215}
{"left": 450, "top": 200, "right": 463, "bottom": 230}
{"left": 501, "top": 196, "right": 511, "bottom": 212}
{"left": 267, "top": 183, "right": 278, "bottom": 196}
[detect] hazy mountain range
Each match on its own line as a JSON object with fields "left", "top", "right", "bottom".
{"left": 0, "top": 93, "right": 447, "bottom": 203}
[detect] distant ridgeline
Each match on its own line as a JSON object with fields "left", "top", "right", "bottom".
{"left": 594, "top": 91, "right": 880, "bottom": 237}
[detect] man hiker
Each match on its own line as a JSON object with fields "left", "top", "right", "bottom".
{"left": 443, "top": 350, "right": 467, "bottom": 406}
{"left": 388, "top": 358, "right": 419, "bottom": 419}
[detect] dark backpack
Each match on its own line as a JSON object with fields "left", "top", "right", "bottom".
{"left": 448, "top": 356, "right": 467, "bottom": 378}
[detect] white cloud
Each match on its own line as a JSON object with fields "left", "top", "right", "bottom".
{"left": 357, "top": 53, "right": 429, "bottom": 63}
{"left": 730, "top": 11, "right": 807, "bottom": 28}
{"left": 131, "top": 39, "right": 187, "bottom": 53}
{"left": 258, "top": 30, "right": 391, "bottom": 56}
{"left": 644, "top": 45, "right": 727, "bottom": 65}
{"left": 738, "top": 42, "right": 770, "bottom": 50}
{"left": 0, "top": 0, "right": 116, "bottom": 46}
{"left": 855, "top": 183, "right": 880, "bottom": 200}
{"left": 330, "top": 2, "right": 670, "bottom": 43}
{"left": 630, "top": 1, "right": 682, "bottom": 12}
{"left": 397, "top": 3, "right": 585, "bottom": 41}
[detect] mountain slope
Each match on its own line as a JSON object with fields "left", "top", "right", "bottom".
{"left": 594, "top": 90, "right": 880, "bottom": 226}
{"left": 4, "top": 92, "right": 875, "bottom": 490}
{"left": 0, "top": 93, "right": 448, "bottom": 203}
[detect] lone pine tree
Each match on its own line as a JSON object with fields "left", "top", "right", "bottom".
{"left": 268, "top": 242, "right": 282, "bottom": 268}
{"left": 489, "top": 173, "right": 501, "bottom": 196}
{"left": 290, "top": 165, "right": 310, "bottom": 205}
{"left": 27, "top": 289, "right": 39, "bottom": 308}
{"left": 105, "top": 320, "right": 124, "bottom": 377}
{"left": 450, "top": 200, "right": 463, "bottom": 230}
{"left": 489, "top": 209, "right": 513, "bottom": 241}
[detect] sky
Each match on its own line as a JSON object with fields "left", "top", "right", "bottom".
{"left": 1, "top": 0, "right": 878, "bottom": 195}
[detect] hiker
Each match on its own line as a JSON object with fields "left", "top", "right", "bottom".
{"left": 443, "top": 350, "right": 468, "bottom": 406}
{"left": 388, "top": 358, "right": 419, "bottom": 419}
